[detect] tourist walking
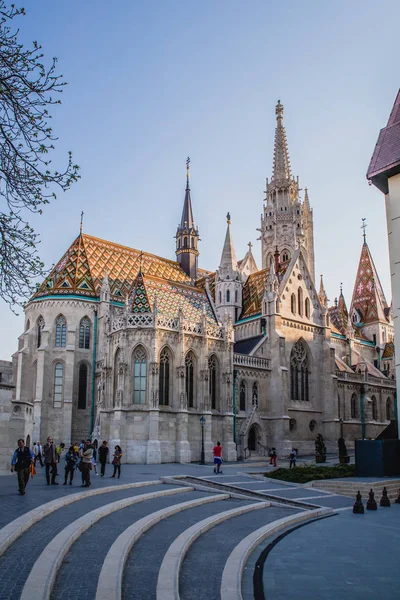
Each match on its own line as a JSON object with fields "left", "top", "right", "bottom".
{"left": 213, "top": 441, "right": 223, "bottom": 474}
{"left": 64, "top": 446, "right": 78, "bottom": 485}
{"left": 98, "top": 440, "right": 109, "bottom": 477}
{"left": 269, "top": 447, "right": 277, "bottom": 467}
{"left": 289, "top": 447, "right": 297, "bottom": 468}
{"left": 43, "top": 436, "right": 59, "bottom": 485}
{"left": 92, "top": 445, "right": 98, "bottom": 475}
{"left": 34, "top": 441, "right": 44, "bottom": 467}
{"left": 11, "top": 439, "right": 34, "bottom": 495}
{"left": 80, "top": 439, "right": 94, "bottom": 487}
{"left": 111, "top": 445, "right": 123, "bottom": 478}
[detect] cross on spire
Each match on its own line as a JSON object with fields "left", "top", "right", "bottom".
{"left": 186, "top": 156, "right": 190, "bottom": 187}
{"left": 80, "top": 211, "right": 84, "bottom": 234}
{"left": 248, "top": 241, "right": 253, "bottom": 252}
{"left": 361, "top": 218, "right": 367, "bottom": 243}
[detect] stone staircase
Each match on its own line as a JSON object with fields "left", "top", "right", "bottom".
{"left": 0, "top": 477, "right": 331, "bottom": 600}
{"left": 309, "top": 478, "right": 400, "bottom": 501}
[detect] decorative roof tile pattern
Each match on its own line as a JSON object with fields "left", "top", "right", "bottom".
{"left": 33, "top": 233, "right": 192, "bottom": 301}
{"left": 382, "top": 341, "right": 395, "bottom": 359}
{"left": 350, "top": 242, "right": 389, "bottom": 325}
{"left": 131, "top": 274, "right": 217, "bottom": 324}
{"left": 328, "top": 293, "right": 348, "bottom": 335}
{"left": 240, "top": 269, "right": 267, "bottom": 319}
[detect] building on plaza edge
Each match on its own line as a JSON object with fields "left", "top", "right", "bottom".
{"left": 9, "top": 101, "right": 396, "bottom": 464}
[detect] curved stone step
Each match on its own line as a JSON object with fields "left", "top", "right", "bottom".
{"left": 0, "top": 479, "right": 161, "bottom": 556}
{"left": 220, "top": 507, "right": 333, "bottom": 600}
{"left": 20, "top": 486, "right": 193, "bottom": 600}
{"left": 95, "top": 493, "right": 230, "bottom": 600}
{"left": 156, "top": 501, "right": 270, "bottom": 600}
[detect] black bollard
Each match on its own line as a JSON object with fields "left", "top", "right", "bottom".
{"left": 380, "top": 487, "right": 391, "bottom": 507}
{"left": 366, "top": 488, "right": 378, "bottom": 510}
{"left": 395, "top": 489, "right": 400, "bottom": 504}
{"left": 353, "top": 490, "right": 365, "bottom": 514}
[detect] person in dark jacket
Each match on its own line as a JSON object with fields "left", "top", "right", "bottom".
{"left": 43, "top": 436, "right": 59, "bottom": 485}
{"left": 11, "top": 439, "right": 34, "bottom": 495}
{"left": 64, "top": 446, "right": 78, "bottom": 485}
{"left": 98, "top": 440, "right": 109, "bottom": 477}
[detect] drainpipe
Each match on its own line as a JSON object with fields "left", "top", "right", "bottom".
{"left": 233, "top": 368, "right": 238, "bottom": 444}
{"left": 90, "top": 309, "right": 98, "bottom": 436}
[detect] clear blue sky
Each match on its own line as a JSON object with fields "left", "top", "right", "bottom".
{"left": 1, "top": 0, "right": 399, "bottom": 359}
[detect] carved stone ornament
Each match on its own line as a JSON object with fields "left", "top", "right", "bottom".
{"left": 200, "top": 369, "right": 209, "bottom": 382}
{"left": 177, "top": 366, "right": 185, "bottom": 378}
{"left": 151, "top": 390, "right": 159, "bottom": 408}
{"left": 150, "top": 362, "right": 159, "bottom": 376}
{"left": 180, "top": 393, "right": 188, "bottom": 410}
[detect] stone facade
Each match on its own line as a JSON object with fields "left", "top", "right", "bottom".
{"left": 8, "top": 101, "right": 396, "bottom": 463}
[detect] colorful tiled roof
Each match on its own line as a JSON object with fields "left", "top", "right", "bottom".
{"left": 328, "top": 292, "right": 348, "bottom": 335}
{"left": 33, "top": 233, "right": 192, "bottom": 301}
{"left": 196, "top": 271, "right": 216, "bottom": 302}
{"left": 240, "top": 269, "right": 267, "bottom": 319}
{"left": 382, "top": 341, "right": 395, "bottom": 359}
{"left": 350, "top": 242, "right": 389, "bottom": 325}
{"left": 130, "top": 273, "right": 217, "bottom": 324}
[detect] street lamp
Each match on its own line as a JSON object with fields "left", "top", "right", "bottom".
{"left": 200, "top": 416, "right": 206, "bottom": 465}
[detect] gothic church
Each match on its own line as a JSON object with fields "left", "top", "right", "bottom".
{"left": 10, "top": 101, "right": 396, "bottom": 463}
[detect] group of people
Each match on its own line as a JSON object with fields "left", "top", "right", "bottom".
{"left": 11, "top": 437, "right": 123, "bottom": 495}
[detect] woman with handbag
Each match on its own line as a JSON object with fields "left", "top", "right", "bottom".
{"left": 111, "top": 445, "right": 123, "bottom": 479}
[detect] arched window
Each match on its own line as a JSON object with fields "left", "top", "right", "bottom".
{"left": 350, "top": 393, "right": 357, "bottom": 419}
{"left": 78, "top": 363, "right": 88, "bottom": 409}
{"left": 386, "top": 397, "right": 393, "bottom": 420}
{"left": 159, "top": 348, "right": 170, "bottom": 406}
{"left": 55, "top": 315, "right": 66, "bottom": 347}
{"left": 291, "top": 294, "right": 296, "bottom": 315}
{"left": 79, "top": 317, "right": 91, "bottom": 349}
{"left": 282, "top": 250, "right": 290, "bottom": 262}
{"left": 53, "top": 363, "right": 64, "bottom": 408}
{"left": 290, "top": 340, "right": 309, "bottom": 401}
{"left": 191, "top": 238, "right": 195, "bottom": 248}
{"left": 252, "top": 381, "right": 259, "bottom": 407}
{"left": 184, "top": 237, "right": 188, "bottom": 248}
{"left": 305, "top": 298, "right": 310, "bottom": 318}
{"left": 37, "top": 316, "right": 45, "bottom": 348}
{"left": 208, "top": 354, "right": 217, "bottom": 410}
{"left": 371, "top": 395, "right": 378, "bottom": 421}
{"left": 226, "top": 290, "right": 230, "bottom": 303}
{"left": 133, "top": 345, "right": 147, "bottom": 404}
{"left": 235, "top": 290, "right": 238, "bottom": 303}
{"left": 298, "top": 287, "right": 303, "bottom": 316}
{"left": 178, "top": 239, "right": 181, "bottom": 249}
{"left": 239, "top": 380, "right": 246, "bottom": 411}
{"left": 185, "top": 352, "right": 195, "bottom": 408}
{"left": 219, "top": 291, "right": 222, "bottom": 304}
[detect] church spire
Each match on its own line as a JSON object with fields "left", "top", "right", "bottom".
{"left": 175, "top": 157, "right": 199, "bottom": 281}
{"left": 318, "top": 274, "right": 328, "bottom": 307}
{"left": 219, "top": 212, "right": 238, "bottom": 272}
{"left": 272, "top": 100, "right": 292, "bottom": 182}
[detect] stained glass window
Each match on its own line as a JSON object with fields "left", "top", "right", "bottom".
{"left": 290, "top": 340, "right": 309, "bottom": 401}
{"left": 239, "top": 380, "right": 246, "bottom": 411}
{"left": 185, "top": 352, "right": 195, "bottom": 408}
{"left": 79, "top": 318, "right": 91, "bottom": 349}
{"left": 37, "top": 316, "right": 45, "bottom": 348}
{"left": 54, "top": 363, "right": 64, "bottom": 408}
{"left": 159, "top": 348, "right": 170, "bottom": 406}
{"left": 55, "top": 315, "right": 66, "bottom": 347}
{"left": 133, "top": 346, "right": 147, "bottom": 404}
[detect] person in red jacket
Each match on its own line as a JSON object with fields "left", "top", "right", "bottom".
{"left": 213, "top": 441, "right": 223, "bottom": 474}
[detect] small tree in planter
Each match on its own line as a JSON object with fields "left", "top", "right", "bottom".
{"left": 338, "top": 437, "right": 350, "bottom": 464}
{"left": 315, "top": 434, "right": 327, "bottom": 463}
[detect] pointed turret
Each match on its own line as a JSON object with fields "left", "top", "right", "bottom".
{"left": 219, "top": 212, "right": 237, "bottom": 273}
{"left": 215, "top": 213, "right": 242, "bottom": 323}
{"left": 272, "top": 100, "right": 292, "bottom": 183}
{"left": 175, "top": 157, "right": 200, "bottom": 281}
{"left": 328, "top": 284, "right": 349, "bottom": 335}
{"left": 318, "top": 274, "right": 328, "bottom": 308}
{"left": 349, "top": 225, "right": 389, "bottom": 330}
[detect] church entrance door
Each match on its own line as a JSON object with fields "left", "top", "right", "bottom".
{"left": 248, "top": 426, "right": 257, "bottom": 452}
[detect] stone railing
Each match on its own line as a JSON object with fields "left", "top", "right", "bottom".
{"left": 336, "top": 370, "right": 397, "bottom": 388}
{"left": 111, "top": 312, "right": 225, "bottom": 340}
{"left": 234, "top": 353, "right": 271, "bottom": 370}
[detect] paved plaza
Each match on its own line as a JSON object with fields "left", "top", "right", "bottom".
{"left": 0, "top": 460, "right": 399, "bottom": 600}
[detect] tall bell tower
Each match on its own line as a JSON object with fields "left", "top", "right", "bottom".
{"left": 175, "top": 157, "right": 200, "bottom": 281}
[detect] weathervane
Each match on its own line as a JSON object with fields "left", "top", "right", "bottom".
{"left": 361, "top": 218, "right": 367, "bottom": 243}
{"left": 186, "top": 156, "right": 190, "bottom": 182}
